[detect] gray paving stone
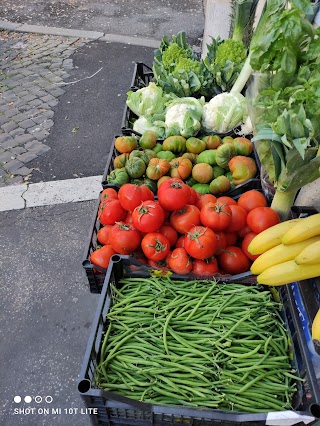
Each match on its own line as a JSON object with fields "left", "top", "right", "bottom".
{"left": 11, "top": 112, "right": 30, "bottom": 123}
{"left": 0, "top": 116, "right": 8, "bottom": 126}
{"left": 0, "top": 151, "right": 15, "bottom": 163}
{"left": 1, "top": 122, "right": 18, "bottom": 132}
{"left": 32, "top": 112, "right": 53, "bottom": 124}
{"left": 10, "top": 146, "right": 26, "bottom": 155}
{"left": 21, "top": 93, "right": 37, "bottom": 103}
{"left": 19, "top": 118, "right": 37, "bottom": 129}
{"left": 34, "top": 130, "right": 49, "bottom": 141}
{"left": 10, "top": 128, "right": 25, "bottom": 137}
{"left": 40, "top": 94, "right": 56, "bottom": 103}
{"left": 47, "top": 87, "right": 66, "bottom": 97}
{"left": 12, "top": 166, "right": 32, "bottom": 176}
{"left": 14, "top": 134, "right": 35, "bottom": 145}
{"left": 1, "top": 138, "right": 20, "bottom": 149}
{"left": 4, "top": 108, "right": 20, "bottom": 118}
{"left": 28, "top": 99, "right": 43, "bottom": 108}
{"left": 7, "top": 175, "right": 24, "bottom": 185}
{"left": 0, "top": 134, "right": 13, "bottom": 144}
{"left": 5, "top": 159, "right": 24, "bottom": 173}
{"left": 16, "top": 151, "right": 38, "bottom": 163}
{"left": 0, "top": 167, "right": 8, "bottom": 177}
{"left": 48, "top": 99, "right": 59, "bottom": 107}
{"left": 42, "top": 119, "right": 54, "bottom": 130}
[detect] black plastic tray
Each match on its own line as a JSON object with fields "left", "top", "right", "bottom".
{"left": 78, "top": 255, "right": 319, "bottom": 425}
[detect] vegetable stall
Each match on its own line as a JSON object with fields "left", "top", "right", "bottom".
{"left": 78, "top": 0, "right": 320, "bottom": 423}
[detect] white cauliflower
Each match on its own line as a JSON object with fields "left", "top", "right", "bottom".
{"left": 165, "top": 97, "right": 204, "bottom": 138}
{"left": 202, "top": 92, "right": 248, "bottom": 134}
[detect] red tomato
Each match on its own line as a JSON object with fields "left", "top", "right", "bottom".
{"left": 148, "top": 252, "right": 171, "bottom": 271}
{"left": 215, "top": 231, "right": 227, "bottom": 256}
{"left": 97, "top": 225, "right": 113, "bottom": 245}
{"left": 184, "top": 226, "right": 217, "bottom": 260}
{"left": 125, "top": 211, "right": 134, "bottom": 224}
{"left": 141, "top": 232, "right": 170, "bottom": 261}
{"left": 195, "top": 194, "right": 217, "bottom": 211}
{"left": 237, "top": 190, "right": 267, "bottom": 213}
{"left": 200, "top": 200, "right": 232, "bottom": 231}
{"left": 225, "top": 231, "right": 238, "bottom": 246}
{"left": 158, "top": 178, "right": 190, "bottom": 211}
{"left": 132, "top": 201, "right": 165, "bottom": 233}
{"left": 187, "top": 187, "right": 199, "bottom": 205}
{"left": 247, "top": 207, "right": 280, "bottom": 233}
{"left": 175, "top": 235, "right": 186, "bottom": 248}
{"left": 99, "top": 199, "right": 127, "bottom": 225}
{"left": 219, "top": 246, "right": 251, "bottom": 274}
{"left": 227, "top": 205, "right": 247, "bottom": 232}
{"left": 168, "top": 248, "right": 193, "bottom": 274}
{"left": 241, "top": 232, "right": 260, "bottom": 261}
{"left": 100, "top": 188, "right": 118, "bottom": 203}
{"left": 192, "top": 257, "right": 218, "bottom": 276}
{"left": 238, "top": 225, "right": 252, "bottom": 238}
{"left": 118, "top": 184, "right": 154, "bottom": 212}
{"left": 170, "top": 205, "right": 201, "bottom": 234}
{"left": 90, "top": 245, "right": 116, "bottom": 270}
{"left": 109, "top": 222, "right": 142, "bottom": 255}
{"left": 158, "top": 223, "right": 178, "bottom": 247}
{"left": 217, "top": 196, "right": 237, "bottom": 206}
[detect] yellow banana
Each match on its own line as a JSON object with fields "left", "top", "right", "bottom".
{"left": 248, "top": 219, "right": 303, "bottom": 255}
{"left": 282, "top": 213, "right": 320, "bottom": 245}
{"left": 295, "top": 240, "right": 320, "bottom": 265}
{"left": 257, "top": 260, "right": 320, "bottom": 286}
{"left": 250, "top": 236, "right": 320, "bottom": 275}
{"left": 312, "top": 309, "right": 320, "bottom": 340}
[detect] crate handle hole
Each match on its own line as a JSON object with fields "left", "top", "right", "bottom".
{"left": 111, "top": 254, "right": 121, "bottom": 263}
{"left": 78, "top": 379, "right": 91, "bottom": 394}
{"left": 310, "top": 403, "right": 320, "bottom": 418}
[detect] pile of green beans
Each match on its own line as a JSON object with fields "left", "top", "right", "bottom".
{"left": 96, "top": 277, "right": 301, "bottom": 413}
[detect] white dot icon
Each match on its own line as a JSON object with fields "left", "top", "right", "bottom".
{"left": 24, "top": 396, "right": 32, "bottom": 403}
{"left": 14, "top": 396, "right": 21, "bottom": 403}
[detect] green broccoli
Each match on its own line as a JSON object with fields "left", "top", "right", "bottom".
{"left": 174, "top": 57, "right": 201, "bottom": 74}
{"left": 215, "top": 39, "right": 247, "bottom": 67}
{"left": 162, "top": 43, "right": 188, "bottom": 69}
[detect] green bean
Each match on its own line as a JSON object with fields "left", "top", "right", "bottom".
{"left": 162, "top": 306, "right": 179, "bottom": 354}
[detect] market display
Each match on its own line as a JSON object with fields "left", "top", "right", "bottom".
{"left": 79, "top": 0, "right": 320, "bottom": 422}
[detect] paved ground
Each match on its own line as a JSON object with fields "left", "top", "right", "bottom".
{"left": 0, "top": 0, "right": 205, "bottom": 44}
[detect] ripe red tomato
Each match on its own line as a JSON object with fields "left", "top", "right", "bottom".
{"left": 237, "top": 190, "right": 267, "bottom": 213}
{"left": 200, "top": 200, "right": 232, "bottom": 231}
{"left": 141, "top": 232, "right": 170, "bottom": 261}
{"left": 215, "top": 231, "right": 227, "bottom": 256}
{"left": 227, "top": 205, "right": 247, "bottom": 232}
{"left": 109, "top": 222, "right": 142, "bottom": 255}
{"left": 192, "top": 257, "right": 218, "bottom": 276}
{"left": 148, "top": 252, "right": 171, "bottom": 271}
{"left": 90, "top": 245, "right": 116, "bottom": 270}
{"left": 158, "top": 178, "right": 190, "bottom": 211}
{"left": 187, "top": 187, "right": 199, "bottom": 205}
{"left": 118, "top": 184, "right": 154, "bottom": 212}
{"left": 99, "top": 199, "right": 127, "bottom": 225}
{"left": 124, "top": 211, "right": 134, "bottom": 224}
{"left": 170, "top": 205, "right": 201, "bottom": 234}
{"left": 225, "top": 231, "right": 238, "bottom": 246}
{"left": 184, "top": 226, "right": 217, "bottom": 260}
{"left": 175, "top": 235, "right": 186, "bottom": 248}
{"left": 219, "top": 246, "right": 251, "bottom": 274}
{"left": 100, "top": 188, "right": 118, "bottom": 203}
{"left": 238, "top": 225, "right": 252, "bottom": 238}
{"left": 132, "top": 201, "right": 165, "bottom": 233}
{"left": 168, "top": 248, "right": 193, "bottom": 274}
{"left": 97, "top": 225, "right": 113, "bottom": 245}
{"left": 217, "top": 196, "right": 237, "bottom": 206}
{"left": 158, "top": 223, "right": 178, "bottom": 247}
{"left": 241, "top": 232, "right": 260, "bottom": 261}
{"left": 195, "top": 194, "right": 217, "bottom": 211}
{"left": 247, "top": 207, "right": 280, "bottom": 233}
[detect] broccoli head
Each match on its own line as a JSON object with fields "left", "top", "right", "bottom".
{"left": 162, "top": 43, "right": 188, "bottom": 69}
{"left": 215, "top": 39, "right": 247, "bottom": 67}
{"left": 174, "top": 57, "right": 201, "bottom": 74}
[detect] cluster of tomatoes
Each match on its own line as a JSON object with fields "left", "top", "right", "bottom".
{"left": 90, "top": 178, "right": 280, "bottom": 276}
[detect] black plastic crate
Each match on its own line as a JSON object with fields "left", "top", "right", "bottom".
{"left": 130, "top": 61, "right": 154, "bottom": 89}
{"left": 78, "top": 255, "right": 319, "bottom": 425}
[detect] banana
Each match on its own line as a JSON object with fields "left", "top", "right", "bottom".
{"left": 295, "top": 240, "right": 320, "bottom": 265}
{"left": 257, "top": 260, "right": 320, "bottom": 286}
{"left": 312, "top": 309, "right": 320, "bottom": 340}
{"left": 247, "top": 218, "right": 303, "bottom": 255}
{"left": 282, "top": 213, "right": 320, "bottom": 245}
{"left": 250, "top": 236, "right": 320, "bottom": 275}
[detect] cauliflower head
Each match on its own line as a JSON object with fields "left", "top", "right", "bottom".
{"left": 165, "top": 97, "right": 204, "bottom": 138}
{"left": 202, "top": 92, "right": 247, "bottom": 134}
{"left": 162, "top": 43, "right": 188, "bottom": 69}
{"left": 174, "top": 57, "right": 201, "bottom": 74}
{"left": 126, "top": 82, "right": 166, "bottom": 117}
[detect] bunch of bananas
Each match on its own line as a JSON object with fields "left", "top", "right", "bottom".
{"left": 248, "top": 213, "right": 320, "bottom": 286}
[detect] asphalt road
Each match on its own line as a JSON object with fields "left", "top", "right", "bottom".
{"left": 0, "top": 0, "right": 205, "bottom": 45}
